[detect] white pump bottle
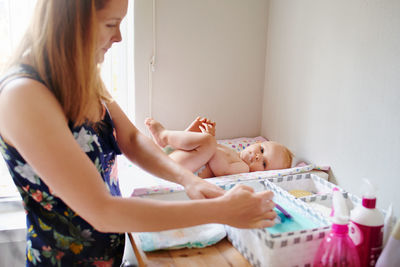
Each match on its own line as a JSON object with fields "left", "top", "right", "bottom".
{"left": 349, "top": 179, "right": 384, "bottom": 267}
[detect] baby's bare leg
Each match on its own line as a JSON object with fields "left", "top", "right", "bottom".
{"left": 185, "top": 116, "right": 203, "bottom": 132}
{"left": 146, "top": 118, "right": 213, "bottom": 150}
{"left": 145, "top": 118, "right": 168, "bottom": 147}
{"left": 145, "top": 118, "right": 217, "bottom": 172}
{"left": 168, "top": 136, "right": 216, "bottom": 172}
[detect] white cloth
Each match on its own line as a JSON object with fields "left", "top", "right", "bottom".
{"left": 138, "top": 224, "right": 226, "bottom": 251}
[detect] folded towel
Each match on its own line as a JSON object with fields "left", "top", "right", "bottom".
{"left": 138, "top": 224, "right": 226, "bottom": 251}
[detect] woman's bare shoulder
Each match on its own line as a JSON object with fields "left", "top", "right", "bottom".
{"left": 0, "top": 77, "right": 66, "bottom": 144}
{"left": 0, "top": 77, "right": 58, "bottom": 105}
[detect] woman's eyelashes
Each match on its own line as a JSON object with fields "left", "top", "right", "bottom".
{"left": 263, "top": 161, "right": 267, "bottom": 168}
{"left": 260, "top": 146, "right": 264, "bottom": 153}
{"left": 106, "top": 20, "right": 120, "bottom": 28}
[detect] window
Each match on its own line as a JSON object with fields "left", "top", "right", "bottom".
{"left": 101, "top": 0, "right": 135, "bottom": 120}
{"left": 0, "top": 0, "right": 37, "bottom": 70}
{"left": 0, "top": 1, "right": 135, "bottom": 198}
{"left": 0, "top": 0, "right": 37, "bottom": 198}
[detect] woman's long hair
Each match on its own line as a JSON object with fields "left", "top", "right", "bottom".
{"left": 7, "top": 0, "right": 109, "bottom": 125}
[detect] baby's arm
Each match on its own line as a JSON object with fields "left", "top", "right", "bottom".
{"left": 224, "top": 161, "right": 250, "bottom": 176}
{"left": 209, "top": 150, "right": 250, "bottom": 177}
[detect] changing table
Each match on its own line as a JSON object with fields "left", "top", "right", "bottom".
{"left": 129, "top": 234, "right": 251, "bottom": 267}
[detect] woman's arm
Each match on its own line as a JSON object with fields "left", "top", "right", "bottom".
{"left": 0, "top": 80, "right": 276, "bottom": 232}
{"left": 106, "top": 99, "right": 223, "bottom": 199}
{"left": 97, "top": 183, "right": 276, "bottom": 232}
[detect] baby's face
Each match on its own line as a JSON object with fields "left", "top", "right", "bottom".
{"left": 239, "top": 141, "right": 290, "bottom": 172}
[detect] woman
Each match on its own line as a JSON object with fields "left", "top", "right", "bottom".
{"left": 0, "top": 1, "right": 276, "bottom": 266}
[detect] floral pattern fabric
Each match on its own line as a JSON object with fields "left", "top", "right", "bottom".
{"left": 0, "top": 65, "right": 125, "bottom": 266}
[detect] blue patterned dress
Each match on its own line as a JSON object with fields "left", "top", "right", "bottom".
{"left": 0, "top": 65, "right": 125, "bottom": 266}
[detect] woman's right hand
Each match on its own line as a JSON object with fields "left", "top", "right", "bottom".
{"left": 218, "top": 184, "right": 277, "bottom": 229}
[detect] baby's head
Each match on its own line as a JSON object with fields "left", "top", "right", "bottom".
{"left": 239, "top": 141, "right": 293, "bottom": 172}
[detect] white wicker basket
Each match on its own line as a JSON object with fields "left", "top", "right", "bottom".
{"left": 224, "top": 173, "right": 395, "bottom": 267}
{"left": 223, "top": 177, "right": 331, "bottom": 267}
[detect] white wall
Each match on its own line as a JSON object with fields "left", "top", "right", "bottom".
{"left": 134, "top": 0, "right": 268, "bottom": 139}
{"left": 262, "top": 0, "right": 400, "bottom": 215}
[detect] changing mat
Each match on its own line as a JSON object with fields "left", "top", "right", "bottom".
{"left": 131, "top": 136, "right": 330, "bottom": 197}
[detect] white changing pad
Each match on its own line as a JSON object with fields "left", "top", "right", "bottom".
{"left": 119, "top": 136, "right": 329, "bottom": 197}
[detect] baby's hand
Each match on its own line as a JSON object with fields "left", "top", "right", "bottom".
{"left": 199, "top": 121, "right": 216, "bottom": 136}
{"left": 186, "top": 117, "right": 216, "bottom": 135}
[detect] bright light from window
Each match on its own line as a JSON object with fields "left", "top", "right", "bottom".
{"left": 101, "top": 0, "right": 135, "bottom": 120}
{"left": 0, "top": 0, "right": 37, "bottom": 70}
{"left": 0, "top": 0, "right": 37, "bottom": 197}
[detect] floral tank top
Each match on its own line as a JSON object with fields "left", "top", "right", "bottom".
{"left": 0, "top": 65, "right": 125, "bottom": 266}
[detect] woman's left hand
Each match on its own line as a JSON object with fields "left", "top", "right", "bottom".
{"left": 184, "top": 176, "right": 225, "bottom": 199}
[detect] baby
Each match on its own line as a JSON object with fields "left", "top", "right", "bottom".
{"left": 145, "top": 117, "right": 293, "bottom": 178}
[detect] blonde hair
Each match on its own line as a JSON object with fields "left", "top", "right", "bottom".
{"left": 268, "top": 141, "right": 294, "bottom": 169}
{"left": 282, "top": 146, "right": 294, "bottom": 168}
{"left": 6, "top": 0, "right": 110, "bottom": 125}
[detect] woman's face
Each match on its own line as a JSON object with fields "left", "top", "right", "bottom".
{"left": 95, "top": 0, "right": 128, "bottom": 63}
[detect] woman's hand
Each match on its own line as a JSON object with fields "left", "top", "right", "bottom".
{"left": 218, "top": 184, "right": 277, "bottom": 229}
{"left": 183, "top": 175, "right": 225, "bottom": 199}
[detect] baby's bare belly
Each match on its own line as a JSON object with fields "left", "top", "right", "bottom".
{"left": 208, "top": 145, "right": 241, "bottom": 176}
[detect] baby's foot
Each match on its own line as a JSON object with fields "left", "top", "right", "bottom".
{"left": 145, "top": 118, "right": 167, "bottom": 148}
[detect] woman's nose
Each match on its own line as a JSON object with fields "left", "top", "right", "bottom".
{"left": 113, "top": 28, "right": 122, "bottom": 43}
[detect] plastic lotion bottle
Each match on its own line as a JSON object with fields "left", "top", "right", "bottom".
{"left": 349, "top": 179, "right": 384, "bottom": 266}
{"left": 376, "top": 219, "right": 400, "bottom": 267}
{"left": 314, "top": 190, "right": 360, "bottom": 266}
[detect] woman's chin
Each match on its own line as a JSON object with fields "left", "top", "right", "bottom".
{"left": 96, "top": 53, "right": 105, "bottom": 64}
